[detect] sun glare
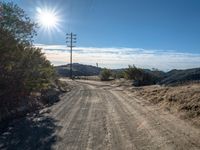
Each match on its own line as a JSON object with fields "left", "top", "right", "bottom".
{"left": 36, "top": 7, "right": 60, "bottom": 31}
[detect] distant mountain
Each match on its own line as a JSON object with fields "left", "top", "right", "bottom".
{"left": 159, "top": 68, "right": 200, "bottom": 85}
{"left": 143, "top": 69, "right": 166, "bottom": 79}
{"left": 55, "top": 63, "right": 200, "bottom": 85}
{"left": 55, "top": 63, "right": 101, "bottom": 77}
{"left": 133, "top": 68, "right": 200, "bottom": 85}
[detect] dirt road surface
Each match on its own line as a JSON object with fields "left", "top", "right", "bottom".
{"left": 0, "top": 80, "right": 200, "bottom": 150}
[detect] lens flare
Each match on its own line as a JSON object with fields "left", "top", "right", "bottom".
{"left": 36, "top": 7, "right": 61, "bottom": 33}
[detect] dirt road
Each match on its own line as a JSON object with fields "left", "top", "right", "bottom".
{"left": 1, "top": 80, "right": 200, "bottom": 150}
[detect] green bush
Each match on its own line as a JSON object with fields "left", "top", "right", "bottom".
{"left": 100, "top": 68, "right": 112, "bottom": 81}
{"left": 124, "top": 65, "right": 159, "bottom": 86}
{"left": 0, "top": 1, "right": 36, "bottom": 43}
{"left": 124, "top": 65, "right": 143, "bottom": 80}
{"left": 0, "top": 2, "right": 56, "bottom": 117}
{"left": 113, "top": 71, "right": 125, "bottom": 79}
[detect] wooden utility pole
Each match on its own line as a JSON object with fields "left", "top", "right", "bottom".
{"left": 66, "top": 33, "right": 76, "bottom": 79}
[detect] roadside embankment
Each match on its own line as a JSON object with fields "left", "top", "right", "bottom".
{"left": 130, "top": 83, "right": 200, "bottom": 127}
{"left": 0, "top": 79, "right": 71, "bottom": 130}
{"left": 110, "top": 79, "right": 200, "bottom": 127}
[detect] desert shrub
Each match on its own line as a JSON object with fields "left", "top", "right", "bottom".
{"left": 100, "top": 68, "right": 112, "bottom": 81}
{"left": 113, "top": 71, "right": 125, "bottom": 79}
{"left": 124, "top": 65, "right": 143, "bottom": 80}
{"left": 124, "top": 65, "right": 159, "bottom": 86}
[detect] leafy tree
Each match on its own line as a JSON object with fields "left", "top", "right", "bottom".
{"left": 112, "top": 70, "right": 125, "bottom": 79}
{"left": 0, "top": 2, "right": 36, "bottom": 44}
{"left": 100, "top": 68, "right": 112, "bottom": 81}
{"left": 0, "top": 2, "right": 56, "bottom": 117}
{"left": 124, "top": 65, "right": 143, "bottom": 80}
{"left": 0, "top": 31, "right": 55, "bottom": 98}
{"left": 124, "top": 65, "right": 159, "bottom": 86}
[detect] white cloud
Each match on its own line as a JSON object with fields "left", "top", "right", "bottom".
{"left": 34, "top": 43, "right": 200, "bottom": 71}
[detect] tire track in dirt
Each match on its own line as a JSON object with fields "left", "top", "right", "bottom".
{"left": 49, "top": 80, "right": 200, "bottom": 150}
{"left": 102, "top": 90, "right": 163, "bottom": 150}
{"left": 86, "top": 89, "right": 124, "bottom": 150}
{"left": 55, "top": 85, "right": 93, "bottom": 150}
{"left": 111, "top": 90, "right": 200, "bottom": 150}
{"left": 51, "top": 82, "right": 84, "bottom": 118}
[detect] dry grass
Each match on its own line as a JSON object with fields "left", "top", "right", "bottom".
{"left": 129, "top": 83, "right": 200, "bottom": 127}
{"left": 111, "top": 80, "right": 200, "bottom": 127}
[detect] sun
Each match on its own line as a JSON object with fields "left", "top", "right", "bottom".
{"left": 36, "top": 7, "right": 60, "bottom": 30}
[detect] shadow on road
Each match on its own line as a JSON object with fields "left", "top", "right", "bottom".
{"left": 0, "top": 112, "right": 61, "bottom": 150}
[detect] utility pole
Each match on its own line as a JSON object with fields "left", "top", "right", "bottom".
{"left": 66, "top": 33, "right": 76, "bottom": 79}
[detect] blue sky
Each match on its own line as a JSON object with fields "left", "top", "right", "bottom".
{"left": 3, "top": 0, "right": 200, "bottom": 70}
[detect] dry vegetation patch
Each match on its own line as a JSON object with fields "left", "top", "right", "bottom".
{"left": 129, "top": 83, "right": 200, "bottom": 127}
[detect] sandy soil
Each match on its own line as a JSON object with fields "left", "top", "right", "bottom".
{"left": 0, "top": 80, "right": 200, "bottom": 150}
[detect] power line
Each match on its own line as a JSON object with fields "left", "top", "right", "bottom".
{"left": 66, "top": 32, "right": 76, "bottom": 79}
